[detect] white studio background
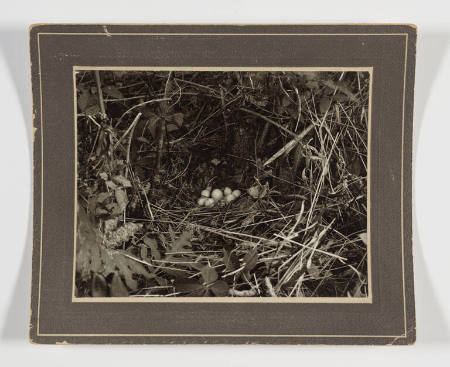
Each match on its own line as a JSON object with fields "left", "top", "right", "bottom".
{"left": 0, "top": 1, "right": 449, "bottom": 365}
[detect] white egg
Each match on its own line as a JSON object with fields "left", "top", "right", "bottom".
{"left": 211, "top": 189, "right": 224, "bottom": 201}
{"left": 205, "top": 198, "right": 215, "bottom": 207}
{"left": 198, "top": 197, "right": 207, "bottom": 206}
{"left": 224, "top": 187, "right": 232, "bottom": 196}
{"left": 225, "top": 194, "right": 235, "bottom": 203}
{"left": 201, "top": 189, "right": 211, "bottom": 198}
{"left": 232, "top": 189, "right": 241, "bottom": 198}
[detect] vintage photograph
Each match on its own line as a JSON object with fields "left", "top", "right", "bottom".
{"left": 75, "top": 69, "right": 370, "bottom": 299}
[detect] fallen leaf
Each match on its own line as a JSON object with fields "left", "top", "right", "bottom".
{"left": 322, "top": 79, "right": 356, "bottom": 102}
{"left": 91, "top": 273, "right": 108, "bottom": 297}
{"left": 136, "top": 136, "right": 150, "bottom": 144}
{"left": 84, "top": 104, "right": 100, "bottom": 116}
{"left": 166, "top": 123, "right": 179, "bottom": 133}
{"left": 99, "top": 172, "right": 108, "bottom": 181}
{"left": 223, "top": 248, "right": 239, "bottom": 271}
{"left": 358, "top": 232, "right": 368, "bottom": 246}
{"left": 115, "top": 188, "right": 128, "bottom": 211}
{"left": 172, "top": 112, "right": 184, "bottom": 127}
{"left": 96, "top": 192, "right": 111, "bottom": 203}
{"left": 247, "top": 183, "right": 268, "bottom": 199}
{"left": 307, "top": 264, "right": 321, "bottom": 279}
{"left": 282, "top": 95, "right": 291, "bottom": 107}
{"left": 243, "top": 248, "right": 258, "bottom": 272}
{"left": 319, "top": 97, "right": 332, "bottom": 115}
{"left": 78, "top": 89, "right": 90, "bottom": 111}
{"left": 112, "top": 175, "right": 132, "bottom": 188}
{"left": 105, "top": 180, "right": 117, "bottom": 190}
{"left": 175, "top": 279, "right": 204, "bottom": 296}
{"left": 110, "top": 272, "right": 129, "bottom": 297}
{"left": 201, "top": 266, "right": 218, "bottom": 284}
{"left": 211, "top": 158, "right": 221, "bottom": 166}
{"left": 210, "top": 280, "right": 229, "bottom": 296}
{"left": 143, "top": 236, "right": 161, "bottom": 260}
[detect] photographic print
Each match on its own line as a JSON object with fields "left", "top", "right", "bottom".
{"left": 75, "top": 69, "right": 370, "bottom": 299}
{"left": 30, "top": 24, "right": 416, "bottom": 344}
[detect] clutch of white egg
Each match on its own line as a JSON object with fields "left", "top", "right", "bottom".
{"left": 197, "top": 187, "right": 241, "bottom": 208}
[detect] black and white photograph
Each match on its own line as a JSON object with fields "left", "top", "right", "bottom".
{"left": 1, "top": 15, "right": 429, "bottom": 352}
{"left": 75, "top": 69, "right": 371, "bottom": 299}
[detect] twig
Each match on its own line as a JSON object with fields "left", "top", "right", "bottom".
{"left": 240, "top": 107, "right": 298, "bottom": 139}
{"left": 263, "top": 124, "right": 314, "bottom": 167}
{"left": 265, "top": 277, "right": 277, "bottom": 297}
{"left": 115, "top": 98, "right": 170, "bottom": 127}
{"left": 229, "top": 288, "right": 257, "bottom": 297}
{"left": 274, "top": 233, "right": 345, "bottom": 261}
{"left": 113, "top": 112, "right": 142, "bottom": 151}
{"left": 125, "top": 116, "right": 140, "bottom": 178}
{"left": 155, "top": 72, "right": 173, "bottom": 176}
{"left": 94, "top": 70, "right": 106, "bottom": 118}
{"left": 137, "top": 177, "right": 154, "bottom": 221}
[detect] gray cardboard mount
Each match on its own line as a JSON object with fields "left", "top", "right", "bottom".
{"left": 29, "top": 24, "right": 416, "bottom": 345}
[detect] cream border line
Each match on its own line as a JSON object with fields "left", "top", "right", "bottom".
{"left": 70, "top": 65, "right": 373, "bottom": 305}
{"left": 35, "top": 31, "right": 408, "bottom": 339}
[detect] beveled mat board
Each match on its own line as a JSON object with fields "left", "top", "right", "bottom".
{"left": 29, "top": 24, "right": 416, "bottom": 345}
